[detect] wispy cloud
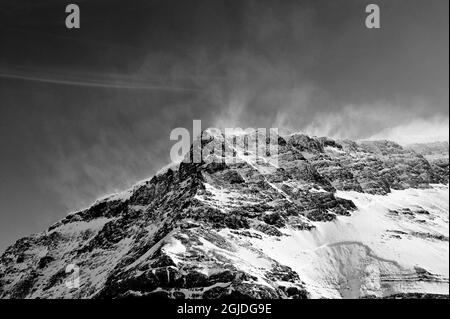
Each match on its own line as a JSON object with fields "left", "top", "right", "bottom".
{"left": 0, "top": 71, "right": 203, "bottom": 92}
{"left": 368, "top": 116, "right": 449, "bottom": 145}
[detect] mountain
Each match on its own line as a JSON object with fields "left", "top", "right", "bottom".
{"left": 406, "top": 142, "right": 449, "bottom": 178}
{"left": 0, "top": 131, "right": 448, "bottom": 299}
{"left": 407, "top": 141, "right": 449, "bottom": 156}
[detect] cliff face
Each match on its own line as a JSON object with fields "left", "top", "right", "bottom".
{"left": 0, "top": 132, "right": 448, "bottom": 299}
{"left": 406, "top": 142, "right": 449, "bottom": 181}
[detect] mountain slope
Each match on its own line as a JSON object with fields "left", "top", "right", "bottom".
{"left": 0, "top": 132, "right": 448, "bottom": 299}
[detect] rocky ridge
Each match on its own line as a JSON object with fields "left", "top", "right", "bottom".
{"left": 0, "top": 131, "right": 448, "bottom": 299}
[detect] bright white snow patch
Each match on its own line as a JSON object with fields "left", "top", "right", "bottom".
{"left": 244, "top": 185, "right": 449, "bottom": 298}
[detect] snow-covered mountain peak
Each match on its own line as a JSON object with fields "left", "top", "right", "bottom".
{"left": 0, "top": 134, "right": 448, "bottom": 299}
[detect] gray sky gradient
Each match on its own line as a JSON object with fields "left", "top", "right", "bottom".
{"left": 0, "top": 0, "right": 448, "bottom": 251}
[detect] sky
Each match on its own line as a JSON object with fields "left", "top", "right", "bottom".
{"left": 0, "top": 0, "right": 448, "bottom": 251}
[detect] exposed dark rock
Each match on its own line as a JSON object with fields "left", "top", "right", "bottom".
{"left": 38, "top": 255, "right": 54, "bottom": 269}
{"left": 254, "top": 223, "right": 283, "bottom": 237}
{"left": 223, "top": 170, "right": 245, "bottom": 184}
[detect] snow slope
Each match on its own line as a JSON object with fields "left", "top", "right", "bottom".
{"left": 241, "top": 185, "right": 449, "bottom": 298}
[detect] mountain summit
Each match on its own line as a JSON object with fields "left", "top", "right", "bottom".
{"left": 0, "top": 133, "right": 448, "bottom": 299}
